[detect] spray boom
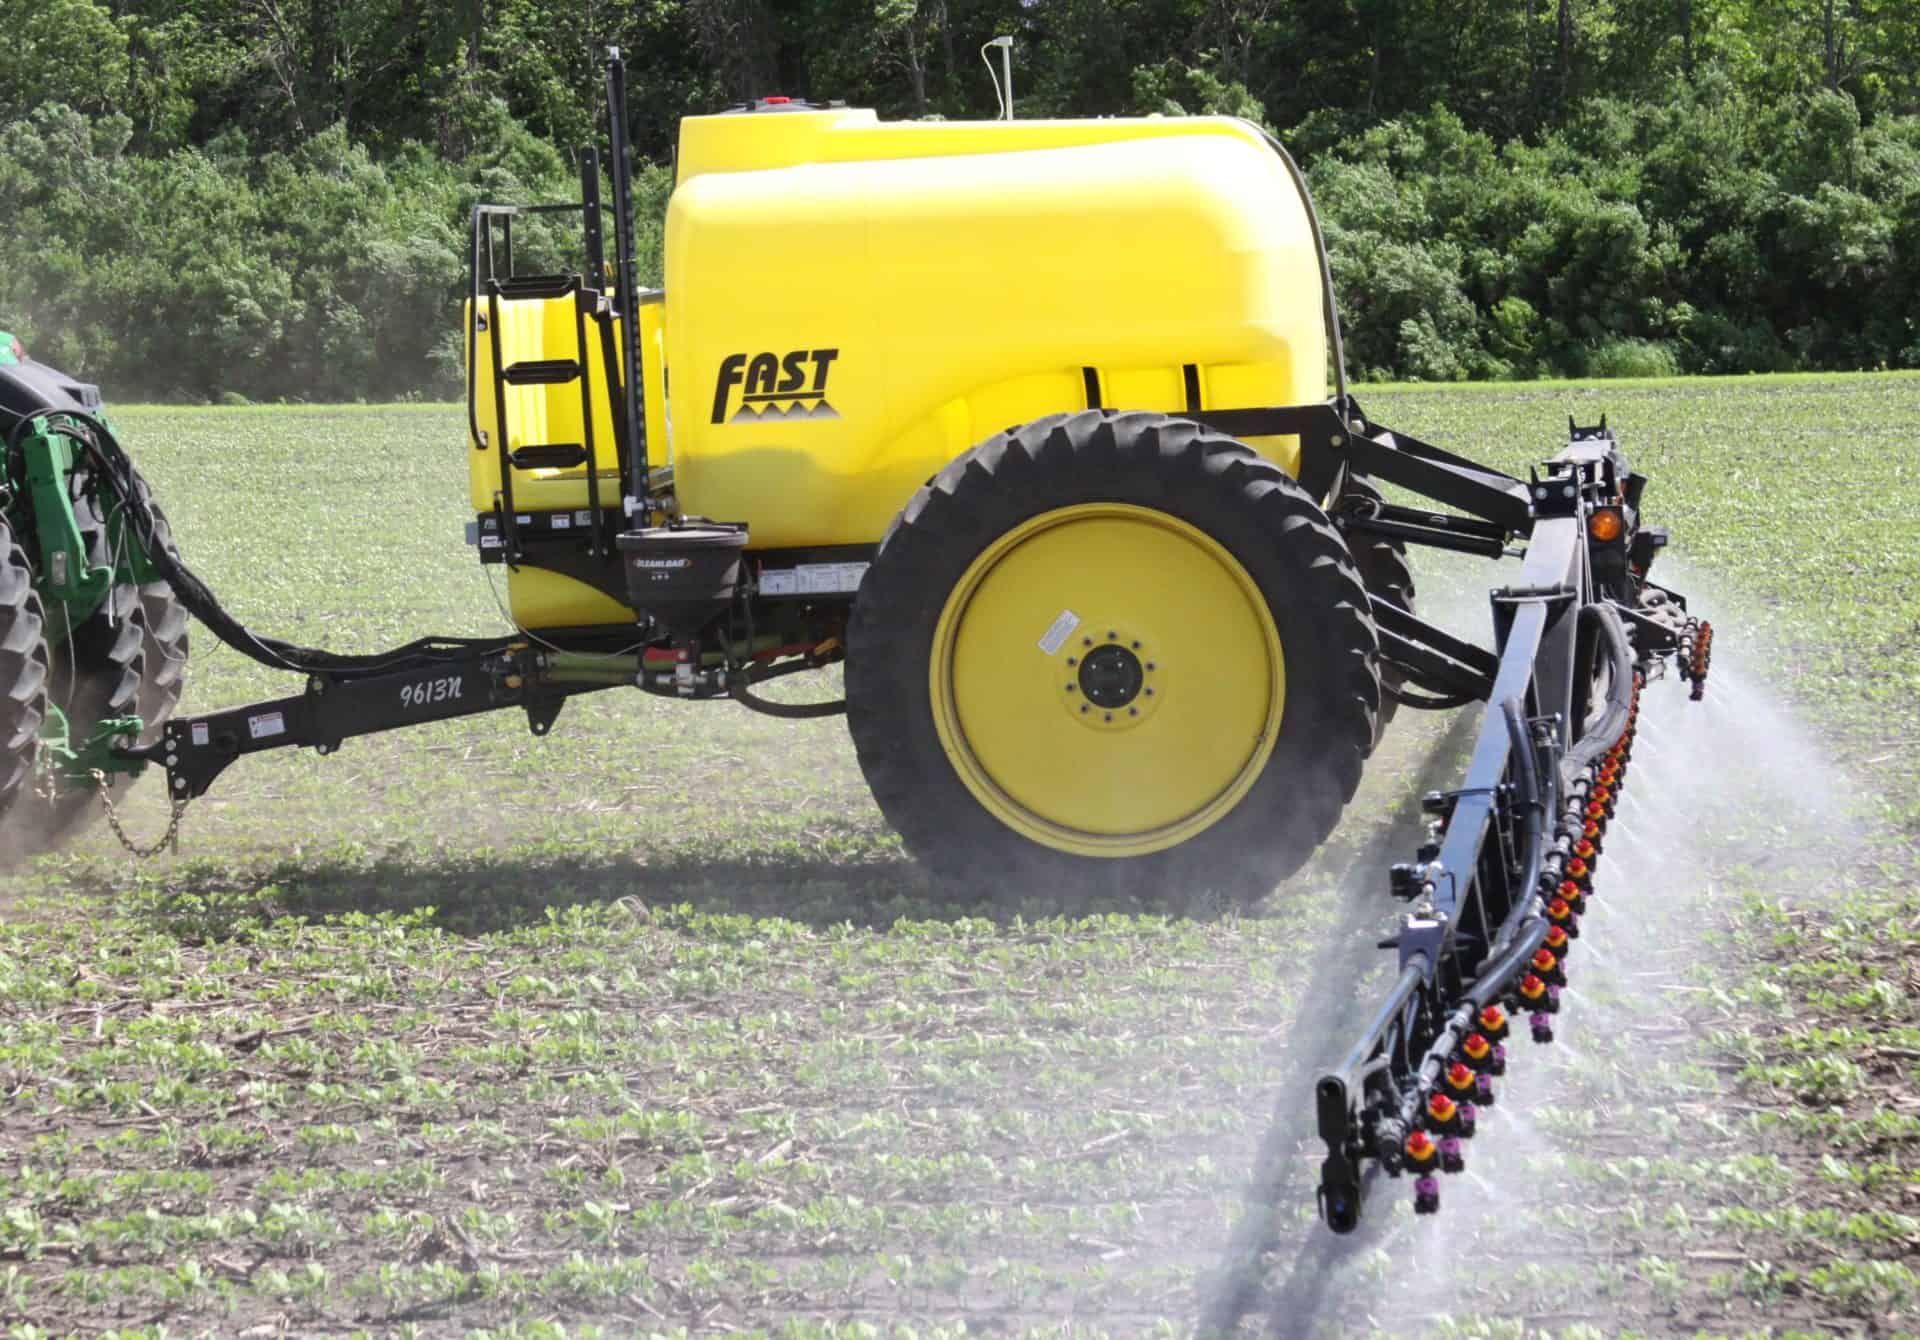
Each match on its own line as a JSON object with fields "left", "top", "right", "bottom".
{"left": 1313, "top": 420, "right": 1712, "bottom": 1231}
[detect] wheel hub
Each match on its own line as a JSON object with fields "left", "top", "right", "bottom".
{"left": 1078, "top": 642, "right": 1143, "bottom": 708}
{"left": 1059, "top": 628, "right": 1160, "bottom": 731}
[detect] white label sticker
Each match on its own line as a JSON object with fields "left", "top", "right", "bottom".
{"left": 1038, "top": 609, "right": 1081, "bottom": 656}
{"left": 191, "top": 722, "right": 210, "bottom": 747}
{"left": 550, "top": 514, "right": 571, "bottom": 529}
{"left": 247, "top": 711, "right": 286, "bottom": 741}
{"left": 759, "top": 563, "right": 869, "bottom": 596}
{"left": 574, "top": 510, "right": 593, "bottom": 526}
{"left": 796, "top": 562, "right": 870, "bottom": 594}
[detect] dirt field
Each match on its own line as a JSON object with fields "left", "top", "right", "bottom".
{"left": 1, "top": 375, "right": 1915, "bottom": 1337}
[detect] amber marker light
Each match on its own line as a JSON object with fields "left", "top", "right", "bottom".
{"left": 1588, "top": 507, "right": 1624, "bottom": 543}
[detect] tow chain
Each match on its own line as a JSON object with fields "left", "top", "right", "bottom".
{"left": 89, "top": 769, "right": 186, "bottom": 857}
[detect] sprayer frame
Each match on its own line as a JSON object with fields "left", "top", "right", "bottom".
{"left": 1309, "top": 418, "right": 1700, "bottom": 1233}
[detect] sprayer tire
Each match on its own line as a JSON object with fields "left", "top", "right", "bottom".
{"left": 1337, "top": 475, "right": 1416, "bottom": 741}
{"left": 848, "top": 409, "right": 1380, "bottom": 907}
{"left": 0, "top": 521, "right": 50, "bottom": 822}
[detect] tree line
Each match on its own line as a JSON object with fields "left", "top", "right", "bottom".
{"left": 3, "top": 0, "right": 1917, "bottom": 400}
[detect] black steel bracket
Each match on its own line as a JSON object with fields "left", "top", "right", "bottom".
{"left": 127, "top": 646, "right": 610, "bottom": 801}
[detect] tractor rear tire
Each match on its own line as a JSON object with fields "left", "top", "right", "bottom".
{"left": 1, "top": 498, "right": 147, "bottom": 855}
{"left": 127, "top": 485, "right": 189, "bottom": 748}
{"left": 0, "top": 520, "right": 50, "bottom": 823}
{"left": 1336, "top": 475, "right": 1416, "bottom": 739}
{"left": 847, "top": 410, "right": 1380, "bottom": 906}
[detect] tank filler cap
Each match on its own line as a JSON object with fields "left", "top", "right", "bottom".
{"left": 725, "top": 96, "right": 847, "bottom": 114}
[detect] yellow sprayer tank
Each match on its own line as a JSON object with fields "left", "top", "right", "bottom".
{"left": 663, "top": 108, "right": 1327, "bottom": 549}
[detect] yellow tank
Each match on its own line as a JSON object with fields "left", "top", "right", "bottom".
{"left": 664, "top": 109, "right": 1327, "bottom": 548}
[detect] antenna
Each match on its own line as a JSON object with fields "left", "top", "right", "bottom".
{"left": 981, "top": 36, "right": 1014, "bottom": 119}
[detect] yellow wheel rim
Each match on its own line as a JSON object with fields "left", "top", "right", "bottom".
{"left": 930, "top": 503, "right": 1285, "bottom": 858}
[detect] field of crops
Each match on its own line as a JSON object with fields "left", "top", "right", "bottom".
{"left": 1, "top": 374, "right": 1916, "bottom": 1339}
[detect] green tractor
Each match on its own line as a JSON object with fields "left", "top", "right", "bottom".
{"left": 0, "top": 331, "right": 188, "bottom": 847}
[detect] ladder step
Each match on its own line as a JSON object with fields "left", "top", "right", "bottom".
{"left": 501, "top": 359, "right": 581, "bottom": 386}
{"left": 509, "top": 443, "right": 588, "bottom": 469}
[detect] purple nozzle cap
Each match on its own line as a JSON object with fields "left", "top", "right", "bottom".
{"left": 1491, "top": 1044, "right": 1508, "bottom": 1075}
{"left": 1475, "top": 1073, "right": 1495, "bottom": 1103}
{"left": 1458, "top": 1103, "right": 1478, "bottom": 1136}
{"left": 1438, "top": 1136, "right": 1465, "bottom": 1173}
{"left": 1530, "top": 1013, "right": 1554, "bottom": 1043}
{"left": 1548, "top": 984, "right": 1563, "bottom": 1006}
{"left": 1414, "top": 1176, "right": 1441, "bottom": 1213}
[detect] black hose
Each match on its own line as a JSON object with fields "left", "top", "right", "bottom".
{"left": 1390, "top": 686, "right": 1479, "bottom": 712}
{"left": 728, "top": 656, "right": 846, "bottom": 719}
{"left": 25, "top": 411, "right": 512, "bottom": 680}
{"left": 1563, "top": 603, "right": 1635, "bottom": 779}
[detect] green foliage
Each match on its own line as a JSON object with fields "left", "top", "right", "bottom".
{"left": 2, "top": 0, "right": 1919, "bottom": 393}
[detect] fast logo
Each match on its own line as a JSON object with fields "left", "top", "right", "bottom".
{"left": 711, "top": 348, "right": 840, "bottom": 424}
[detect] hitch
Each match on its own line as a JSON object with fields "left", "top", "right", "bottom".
{"left": 40, "top": 706, "right": 147, "bottom": 791}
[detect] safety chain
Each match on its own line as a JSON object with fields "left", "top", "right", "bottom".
{"left": 90, "top": 769, "right": 186, "bottom": 857}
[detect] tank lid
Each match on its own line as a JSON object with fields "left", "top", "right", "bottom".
{"left": 724, "top": 96, "right": 845, "bottom": 115}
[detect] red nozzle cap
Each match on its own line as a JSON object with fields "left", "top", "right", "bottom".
{"left": 1566, "top": 858, "right": 1590, "bottom": 881}
{"left": 1574, "top": 839, "right": 1596, "bottom": 861}
{"left": 1478, "top": 1005, "right": 1507, "bottom": 1032}
{"left": 1405, "top": 1129, "right": 1437, "bottom": 1162}
{"left": 1544, "top": 925, "right": 1568, "bottom": 951}
{"left": 1462, "top": 1032, "right": 1490, "bottom": 1060}
{"left": 1532, "top": 948, "right": 1559, "bottom": 974}
{"left": 1519, "top": 973, "right": 1546, "bottom": 1000}
{"left": 1428, "top": 1092, "right": 1458, "bottom": 1123}
{"left": 1547, "top": 897, "right": 1572, "bottom": 921}
{"left": 1446, "top": 1061, "right": 1475, "bottom": 1091}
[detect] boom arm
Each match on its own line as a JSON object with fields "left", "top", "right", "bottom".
{"left": 1289, "top": 413, "right": 1710, "bottom": 1231}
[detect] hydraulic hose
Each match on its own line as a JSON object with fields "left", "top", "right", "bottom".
{"left": 15, "top": 410, "right": 511, "bottom": 680}
{"left": 1563, "top": 602, "right": 1635, "bottom": 780}
{"left": 728, "top": 655, "right": 846, "bottom": 719}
